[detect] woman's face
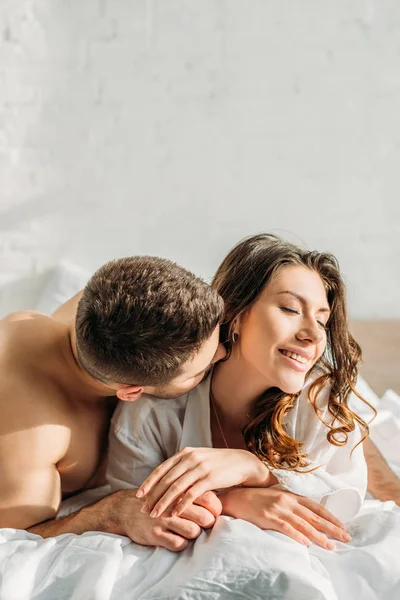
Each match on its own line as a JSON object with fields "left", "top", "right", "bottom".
{"left": 235, "top": 265, "right": 330, "bottom": 394}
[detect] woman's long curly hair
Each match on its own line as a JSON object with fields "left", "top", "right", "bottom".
{"left": 212, "top": 233, "right": 375, "bottom": 471}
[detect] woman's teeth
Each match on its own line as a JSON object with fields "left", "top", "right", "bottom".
{"left": 280, "top": 350, "right": 308, "bottom": 364}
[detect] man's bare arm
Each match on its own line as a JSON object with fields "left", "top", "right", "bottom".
{"left": 27, "top": 490, "right": 135, "bottom": 538}
{"left": 28, "top": 489, "right": 220, "bottom": 553}
{"left": 0, "top": 427, "right": 64, "bottom": 531}
{"left": 0, "top": 424, "right": 116, "bottom": 536}
{"left": 363, "top": 438, "right": 400, "bottom": 505}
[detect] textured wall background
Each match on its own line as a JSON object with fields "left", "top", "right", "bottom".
{"left": 1, "top": 0, "right": 399, "bottom": 318}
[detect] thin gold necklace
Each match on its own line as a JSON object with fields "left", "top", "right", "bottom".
{"left": 210, "top": 388, "right": 229, "bottom": 449}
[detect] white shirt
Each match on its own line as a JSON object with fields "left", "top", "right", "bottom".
{"left": 107, "top": 372, "right": 367, "bottom": 522}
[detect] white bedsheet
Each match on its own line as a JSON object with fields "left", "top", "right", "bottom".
{"left": 1, "top": 385, "right": 399, "bottom": 599}
{"left": 0, "top": 499, "right": 399, "bottom": 599}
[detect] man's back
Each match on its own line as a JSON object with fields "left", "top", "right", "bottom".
{"left": 0, "top": 309, "right": 110, "bottom": 529}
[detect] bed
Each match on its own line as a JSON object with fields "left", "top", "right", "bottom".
{"left": 0, "top": 271, "right": 399, "bottom": 599}
{"left": 350, "top": 321, "right": 400, "bottom": 396}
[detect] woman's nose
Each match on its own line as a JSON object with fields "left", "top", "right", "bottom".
{"left": 297, "top": 322, "right": 324, "bottom": 345}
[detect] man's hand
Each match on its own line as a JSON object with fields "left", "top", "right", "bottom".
{"left": 218, "top": 487, "right": 351, "bottom": 551}
{"left": 136, "top": 447, "right": 276, "bottom": 518}
{"left": 29, "top": 488, "right": 222, "bottom": 553}
{"left": 106, "top": 489, "right": 222, "bottom": 552}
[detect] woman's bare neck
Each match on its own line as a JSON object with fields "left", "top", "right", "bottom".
{"left": 211, "top": 355, "right": 271, "bottom": 429}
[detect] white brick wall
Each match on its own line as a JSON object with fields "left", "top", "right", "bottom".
{"left": 1, "top": 1, "right": 399, "bottom": 317}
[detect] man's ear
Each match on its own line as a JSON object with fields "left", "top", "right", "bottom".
{"left": 116, "top": 385, "right": 144, "bottom": 402}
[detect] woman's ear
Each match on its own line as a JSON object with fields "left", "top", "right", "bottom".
{"left": 116, "top": 385, "right": 144, "bottom": 402}
{"left": 232, "top": 312, "right": 246, "bottom": 337}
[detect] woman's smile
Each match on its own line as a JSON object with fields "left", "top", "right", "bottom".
{"left": 231, "top": 265, "right": 328, "bottom": 394}
{"left": 278, "top": 348, "right": 313, "bottom": 372}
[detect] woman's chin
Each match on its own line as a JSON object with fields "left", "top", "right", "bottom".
{"left": 277, "top": 375, "right": 306, "bottom": 395}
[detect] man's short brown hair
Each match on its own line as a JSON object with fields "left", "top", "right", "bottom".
{"left": 75, "top": 256, "right": 224, "bottom": 385}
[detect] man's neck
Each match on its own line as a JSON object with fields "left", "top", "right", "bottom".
{"left": 51, "top": 291, "right": 116, "bottom": 401}
{"left": 58, "top": 324, "right": 117, "bottom": 401}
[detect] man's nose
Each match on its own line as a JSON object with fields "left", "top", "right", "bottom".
{"left": 213, "top": 343, "right": 227, "bottom": 364}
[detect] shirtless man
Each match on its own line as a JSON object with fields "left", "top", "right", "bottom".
{"left": 0, "top": 256, "right": 226, "bottom": 550}
{"left": 0, "top": 255, "right": 398, "bottom": 551}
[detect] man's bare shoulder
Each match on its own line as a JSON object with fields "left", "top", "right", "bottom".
{"left": 51, "top": 291, "right": 83, "bottom": 324}
{"left": 0, "top": 310, "right": 71, "bottom": 425}
{"left": 0, "top": 315, "right": 71, "bottom": 527}
{"left": 0, "top": 309, "right": 64, "bottom": 358}
{"left": 0, "top": 309, "right": 44, "bottom": 339}
{"left": 0, "top": 309, "right": 61, "bottom": 339}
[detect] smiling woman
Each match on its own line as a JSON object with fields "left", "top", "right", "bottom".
{"left": 210, "top": 234, "right": 371, "bottom": 472}
{"left": 108, "top": 233, "right": 378, "bottom": 552}
{"left": 231, "top": 266, "right": 329, "bottom": 395}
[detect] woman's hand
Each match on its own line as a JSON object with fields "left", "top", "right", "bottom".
{"left": 219, "top": 487, "right": 352, "bottom": 550}
{"left": 136, "top": 447, "right": 275, "bottom": 518}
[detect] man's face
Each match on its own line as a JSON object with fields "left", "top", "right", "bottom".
{"left": 145, "top": 325, "right": 226, "bottom": 399}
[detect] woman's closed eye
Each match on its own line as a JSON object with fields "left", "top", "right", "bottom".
{"left": 280, "top": 306, "right": 327, "bottom": 330}
{"left": 280, "top": 306, "right": 299, "bottom": 315}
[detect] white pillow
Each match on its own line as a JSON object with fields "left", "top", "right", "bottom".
{"left": 35, "top": 261, "right": 89, "bottom": 314}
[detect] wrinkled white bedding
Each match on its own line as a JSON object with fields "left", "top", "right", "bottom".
{"left": 1, "top": 501, "right": 399, "bottom": 600}
{"left": 1, "top": 384, "right": 399, "bottom": 600}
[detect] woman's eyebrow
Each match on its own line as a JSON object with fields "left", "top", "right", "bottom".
{"left": 278, "top": 290, "right": 330, "bottom": 313}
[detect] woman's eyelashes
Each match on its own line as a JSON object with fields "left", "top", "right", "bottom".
{"left": 279, "top": 306, "right": 327, "bottom": 330}
{"left": 280, "top": 306, "right": 300, "bottom": 316}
